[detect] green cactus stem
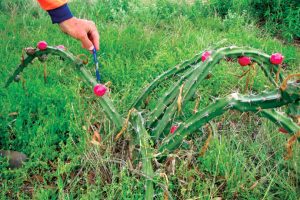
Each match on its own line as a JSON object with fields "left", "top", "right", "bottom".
{"left": 131, "top": 110, "right": 154, "bottom": 200}
{"left": 259, "top": 109, "right": 300, "bottom": 141}
{"left": 148, "top": 47, "right": 284, "bottom": 137}
{"left": 286, "top": 101, "right": 300, "bottom": 121}
{"left": 5, "top": 46, "right": 123, "bottom": 129}
{"left": 131, "top": 40, "right": 229, "bottom": 110}
{"left": 131, "top": 51, "right": 203, "bottom": 109}
{"left": 158, "top": 81, "right": 300, "bottom": 156}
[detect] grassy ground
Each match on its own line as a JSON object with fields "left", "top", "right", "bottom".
{"left": 0, "top": 0, "right": 299, "bottom": 199}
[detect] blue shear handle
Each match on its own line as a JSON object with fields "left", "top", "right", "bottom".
{"left": 92, "top": 48, "right": 98, "bottom": 63}
{"left": 92, "top": 48, "right": 101, "bottom": 82}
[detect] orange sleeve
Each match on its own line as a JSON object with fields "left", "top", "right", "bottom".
{"left": 37, "top": 0, "right": 68, "bottom": 10}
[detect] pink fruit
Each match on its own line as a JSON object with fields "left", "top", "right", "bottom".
{"left": 170, "top": 125, "right": 178, "bottom": 134}
{"left": 56, "top": 45, "right": 65, "bottom": 50}
{"left": 278, "top": 127, "right": 288, "bottom": 134}
{"left": 201, "top": 51, "right": 212, "bottom": 62}
{"left": 270, "top": 53, "right": 284, "bottom": 65}
{"left": 93, "top": 84, "right": 107, "bottom": 97}
{"left": 37, "top": 41, "right": 48, "bottom": 50}
{"left": 238, "top": 56, "right": 251, "bottom": 66}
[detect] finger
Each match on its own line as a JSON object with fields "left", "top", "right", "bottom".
{"left": 89, "top": 29, "right": 100, "bottom": 51}
{"left": 79, "top": 33, "right": 94, "bottom": 51}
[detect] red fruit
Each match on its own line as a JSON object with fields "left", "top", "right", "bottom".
{"left": 170, "top": 125, "right": 178, "bottom": 134}
{"left": 238, "top": 56, "right": 251, "bottom": 66}
{"left": 37, "top": 41, "right": 48, "bottom": 50}
{"left": 201, "top": 51, "right": 212, "bottom": 62}
{"left": 93, "top": 84, "right": 107, "bottom": 97}
{"left": 56, "top": 45, "right": 65, "bottom": 50}
{"left": 270, "top": 53, "right": 284, "bottom": 65}
{"left": 278, "top": 127, "right": 288, "bottom": 134}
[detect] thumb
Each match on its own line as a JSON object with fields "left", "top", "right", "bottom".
{"left": 79, "top": 33, "right": 94, "bottom": 50}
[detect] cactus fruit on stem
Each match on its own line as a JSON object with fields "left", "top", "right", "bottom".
{"left": 147, "top": 47, "right": 285, "bottom": 138}
{"left": 5, "top": 46, "right": 124, "bottom": 129}
{"left": 131, "top": 110, "right": 154, "bottom": 200}
{"left": 131, "top": 40, "right": 229, "bottom": 110}
{"left": 158, "top": 81, "right": 300, "bottom": 156}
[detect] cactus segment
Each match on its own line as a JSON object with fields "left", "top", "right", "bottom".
{"left": 158, "top": 82, "right": 300, "bottom": 155}
{"left": 146, "top": 64, "right": 200, "bottom": 127}
{"left": 259, "top": 109, "right": 300, "bottom": 140}
{"left": 5, "top": 46, "right": 124, "bottom": 129}
{"left": 152, "top": 100, "right": 177, "bottom": 139}
{"left": 286, "top": 101, "right": 300, "bottom": 120}
{"left": 131, "top": 51, "right": 204, "bottom": 109}
{"left": 131, "top": 110, "right": 154, "bottom": 200}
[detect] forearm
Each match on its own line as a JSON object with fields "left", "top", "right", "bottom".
{"left": 36, "top": 0, "right": 73, "bottom": 24}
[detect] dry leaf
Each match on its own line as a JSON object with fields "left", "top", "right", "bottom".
{"left": 91, "top": 131, "right": 101, "bottom": 145}
{"left": 8, "top": 112, "right": 18, "bottom": 116}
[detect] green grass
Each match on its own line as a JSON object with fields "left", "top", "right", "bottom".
{"left": 0, "top": 0, "right": 299, "bottom": 199}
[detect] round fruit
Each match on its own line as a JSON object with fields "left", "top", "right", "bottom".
{"left": 238, "top": 56, "right": 251, "bottom": 66}
{"left": 93, "top": 84, "right": 107, "bottom": 97}
{"left": 170, "top": 125, "right": 178, "bottom": 134}
{"left": 270, "top": 53, "right": 284, "bottom": 65}
{"left": 201, "top": 51, "right": 212, "bottom": 62}
{"left": 37, "top": 41, "right": 48, "bottom": 50}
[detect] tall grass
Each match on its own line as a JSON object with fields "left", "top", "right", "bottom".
{"left": 205, "top": 0, "right": 300, "bottom": 42}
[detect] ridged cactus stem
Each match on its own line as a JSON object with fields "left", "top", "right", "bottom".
{"left": 182, "top": 46, "right": 283, "bottom": 102}
{"left": 5, "top": 47, "right": 80, "bottom": 87}
{"left": 5, "top": 46, "right": 124, "bottom": 129}
{"left": 152, "top": 100, "right": 177, "bottom": 139}
{"left": 131, "top": 110, "right": 154, "bottom": 200}
{"left": 150, "top": 47, "right": 283, "bottom": 135}
{"left": 131, "top": 40, "right": 229, "bottom": 110}
{"left": 131, "top": 51, "right": 204, "bottom": 109}
{"left": 259, "top": 109, "right": 300, "bottom": 141}
{"left": 146, "top": 63, "right": 201, "bottom": 127}
{"left": 158, "top": 82, "right": 300, "bottom": 156}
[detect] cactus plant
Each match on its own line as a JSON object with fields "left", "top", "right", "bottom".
{"left": 5, "top": 44, "right": 300, "bottom": 200}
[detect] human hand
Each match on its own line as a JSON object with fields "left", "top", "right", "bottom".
{"left": 59, "top": 17, "right": 99, "bottom": 51}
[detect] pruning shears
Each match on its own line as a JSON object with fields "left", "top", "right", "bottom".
{"left": 92, "top": 48, "right": 101, "bottom": 82}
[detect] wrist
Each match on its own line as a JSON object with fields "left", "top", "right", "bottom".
{"left": 47, "top": 3, "right": 73, "bottom": 24}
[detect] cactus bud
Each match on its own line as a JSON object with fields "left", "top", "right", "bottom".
{"left": 56, "top": 45, "right": 66, "bottom": 50}
{"left": 93, "top": 84, "right": 107, "bottom": 97}
{"left": 14, "top": 75, "right": 21, "bottom": 82}
{"left": 25, "top": 47, "right": 36, "bottom": 55}
{"left": 37, "top": 41, "right": 48, "bottom": 51}
{"left": 270, "top": 53, "right": 284, "bottom": 65}
{"left": 201, "top": 51, "right": 212, "bottom": 62}
{"left": 38, "top": 54, "right": 48, "bottom": 62}
{"left": 170, "top": 125, "right": 178, "bottom": 134}
{"left": 238, "top": 56, "right": 251, "bottom": 66}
